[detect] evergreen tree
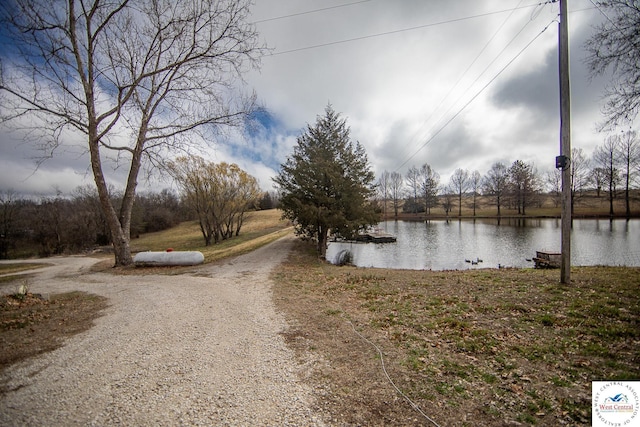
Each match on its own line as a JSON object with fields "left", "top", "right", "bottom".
{"left": 274, "top": 105, "right": 378, "bottom": 258}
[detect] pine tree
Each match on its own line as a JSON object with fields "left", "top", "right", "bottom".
{"left": 274, "top": 105, "right": 378, "bottom": 258}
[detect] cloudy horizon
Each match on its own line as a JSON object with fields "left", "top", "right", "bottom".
{"left": 0, "top": 0, "right": 631, "bottom": 198}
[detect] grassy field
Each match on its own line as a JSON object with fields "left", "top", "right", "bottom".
{"left": 129, "top": 209, "right": 292, "bottom": 262}
{"left": 272, "top": 240, "right": 640, "bottom": 426}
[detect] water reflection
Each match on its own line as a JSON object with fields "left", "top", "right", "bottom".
{"left": 326, "top": 219, "right": 640, "bottom": 270}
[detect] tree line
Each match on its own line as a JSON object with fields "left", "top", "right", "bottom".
{"left": 0, "top": 159, "right": 277, "bottom": 259}
{"left": 378, "top": 131, "right": 640, "bottom": 218}
{"left": 0, "top": 187, "right": 185, "bottom": 259}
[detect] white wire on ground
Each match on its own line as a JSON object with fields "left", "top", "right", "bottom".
{"left": 347, "top": 320, "right": 442, "bottom": 427}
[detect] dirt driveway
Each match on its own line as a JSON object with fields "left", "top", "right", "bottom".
{"left": 0, "top": 235, "right": 325, "bottom": 426}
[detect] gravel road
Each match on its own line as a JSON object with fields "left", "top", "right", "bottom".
{"left": 0, "top": 235, "right": 326, "bottom": 426}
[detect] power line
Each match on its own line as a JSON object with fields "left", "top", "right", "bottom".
{"left": 409, "top": 11, "right": 538, "bottom": 159}
{"left": 397, "top": 0, "right": 529, "bottom": 166}
{"left": 266, "top": 3, "right": 548, "bottom": 57}
{"left": 587, "top": 0, "right": 624, "bottom": 33}
{"left": 394, "top": 19, "right": 557, "bottom": 173}
{"left": 253, "top": 0, "right": 372, "bottom": 24}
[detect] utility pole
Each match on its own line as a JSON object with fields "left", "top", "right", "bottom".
{"left": 558, "top": 0, "right": 572, "bottom": 284}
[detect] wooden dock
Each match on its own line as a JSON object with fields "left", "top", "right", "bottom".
{"left": 355, "top": 231, "right": 397, "bottom": 243}
{"left": 533, "top": 251, "right": 561, "bottom": 269}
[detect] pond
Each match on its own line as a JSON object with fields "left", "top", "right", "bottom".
{"left": 326, "top": 218, "right": 640, "bottom": 270}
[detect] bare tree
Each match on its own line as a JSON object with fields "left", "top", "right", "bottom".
{"left": 591, "top": 167, "right": 608, "bottom": 197}
{"left": 508, "top": 160, "right": 540, "bottom": 215}
{"left": 593, "top": 136, "right": 621, "bottom": 216}
{"left": 440, "top": 184, "right": 454, "bottom": 218}
{"left": 388, "top": 171, "right": 404, "bottom": 219}
{"left": 546, "top": 169, "right": 562, "bottom": 208}
{"left": 483, "top": 162, "right": 509, "bottom": 216}
{"left": 469, "top": 170, "right": 482, "bottom": 216}
{"left": 570, "top": 147, "right": 592, "bottom": 213}
{"left": 585, "top": 0, "right": 640, "bottom": 129}
{"left": 405, "top": 166, "right": 421, "bottom": 214}
{"left": 377, "top": 171, "right": 390, "bottom": 219}
{"left": 617, "top": 130, "right": 639, "bottom": 217}
{"left": 0, "top": 0, "right": 263, "bottom": 265}
{"left": 449, "top": 168, "right": 469, "bottom": 217}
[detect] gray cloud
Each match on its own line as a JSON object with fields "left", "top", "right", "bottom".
{"left": 0, "top": 1, "right": 629, "bottom": 196}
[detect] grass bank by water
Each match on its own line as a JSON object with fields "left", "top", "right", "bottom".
{"left": 273, "top": 239, "right": 640, "bottom": 426}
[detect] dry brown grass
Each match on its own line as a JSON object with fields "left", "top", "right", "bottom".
{"left": 129, "top": 209, "right": 292, "bottom": 263}
{"left": 273, "top": 240, "right": 640, "bottom": 426}
{"left": 0, "top": 291, "right": 109, "bottom": 375}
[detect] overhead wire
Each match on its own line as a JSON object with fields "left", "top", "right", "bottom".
{"left": 402, "top": 11, "right": 539, "bottom": 167}
{"left": 587, "top": 0, "right": 625, "bottom": 34}
{"left": 395, "top": 18, "right": 558, "bottom": 172}
{"left": 266, "top": 3, "right": 548, "bottom": 57}
{"left": 396, "top": 0, "right": 528, "bottom": 167}
{"left": 255, "top": 0, "right": 566, "bottom": 173}
{"left": 252, "top": 0, "right": 372, "bottom": 24}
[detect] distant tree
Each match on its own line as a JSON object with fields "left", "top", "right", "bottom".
{"left": 508, "top": 160, "right": 539, "bottom": 215}
{"left": 405, "top": 166, "right": 421, "bottom": 214}
{"left": 402, "top": 198, "right": 425, "bottom": 214}
{"left": 388, "top": 172, "right": 404, "bottom": 219}
{"left": 593, "top": 137, "right": 621, "bottom": 216}
{"left": 133, "top": 190, "right": 183, "bottom": 234}
{"left": 469, "top": 170, "right": 482, "bottom": 216}
{"left": 483, "top": 162, "right": 509, "bottom": 216}
{"left": 0, "top": 191, "right": 19, "bottom": 259}
{"left": 169, "top": 156, "right": 260, "bottom": 245}
{"left": 274, "top": 105, "right": 378, "bottom": 258}
{"left": 585, "top": 0, "right": 640, "bottom": 129}
{"left": 378, "top": 171, "right": 390, "bottom": 218}
{"left": 449, "top": 168, "right": 470, "bottom": 216}
{"left": 571, "top": 148, "right": 592, "bottom": 213}
{"left": 72, "top": 185, "right": 111, "bottom": 246}
{"left": 0, "top": 0, "right": 263, "bottom": 266}
{"left": 31, "top": 195, "right": 67, "bottom": 256}
{"left": 546, "top": 169, "right": 562, "bottom": 208}
{"left": 591, "top": 167, "right": 608, "bottom": 197}
{"left": 258, "top": 192, "right": 279, "bottom": 210}
{"left": 419, "top": 164, "right": 440, "bottom": 215}
{"left": 617, "top": 130, "right": 639, "bottom": 217}
{"left": 441, "top": 185, "right": 454, "bottom": 217}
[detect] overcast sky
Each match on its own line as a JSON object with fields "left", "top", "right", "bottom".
{"left": 0, "top": 0, "right": 629, "bottom": 197}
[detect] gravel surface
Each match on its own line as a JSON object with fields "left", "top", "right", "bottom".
{"left": 0, "top": 236, "right": 326, "bottom": 426}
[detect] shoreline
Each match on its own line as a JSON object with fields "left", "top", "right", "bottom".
{"left": 381, "top": 213, "right": 640, "bottom": 221}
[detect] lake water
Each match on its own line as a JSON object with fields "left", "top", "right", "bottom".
{"left": 326, "top": 218, "right": 640, "bottom": 270}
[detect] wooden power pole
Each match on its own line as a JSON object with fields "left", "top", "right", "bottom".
{"left": 559, "top": 0, "right": 572, "bottom": 284}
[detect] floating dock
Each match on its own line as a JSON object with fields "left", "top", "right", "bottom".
{"left": 355, "top": 231, "right": 397, "bottom": 243}
{"left": 533, "top": 251, "right": 561, "bottom": 269}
